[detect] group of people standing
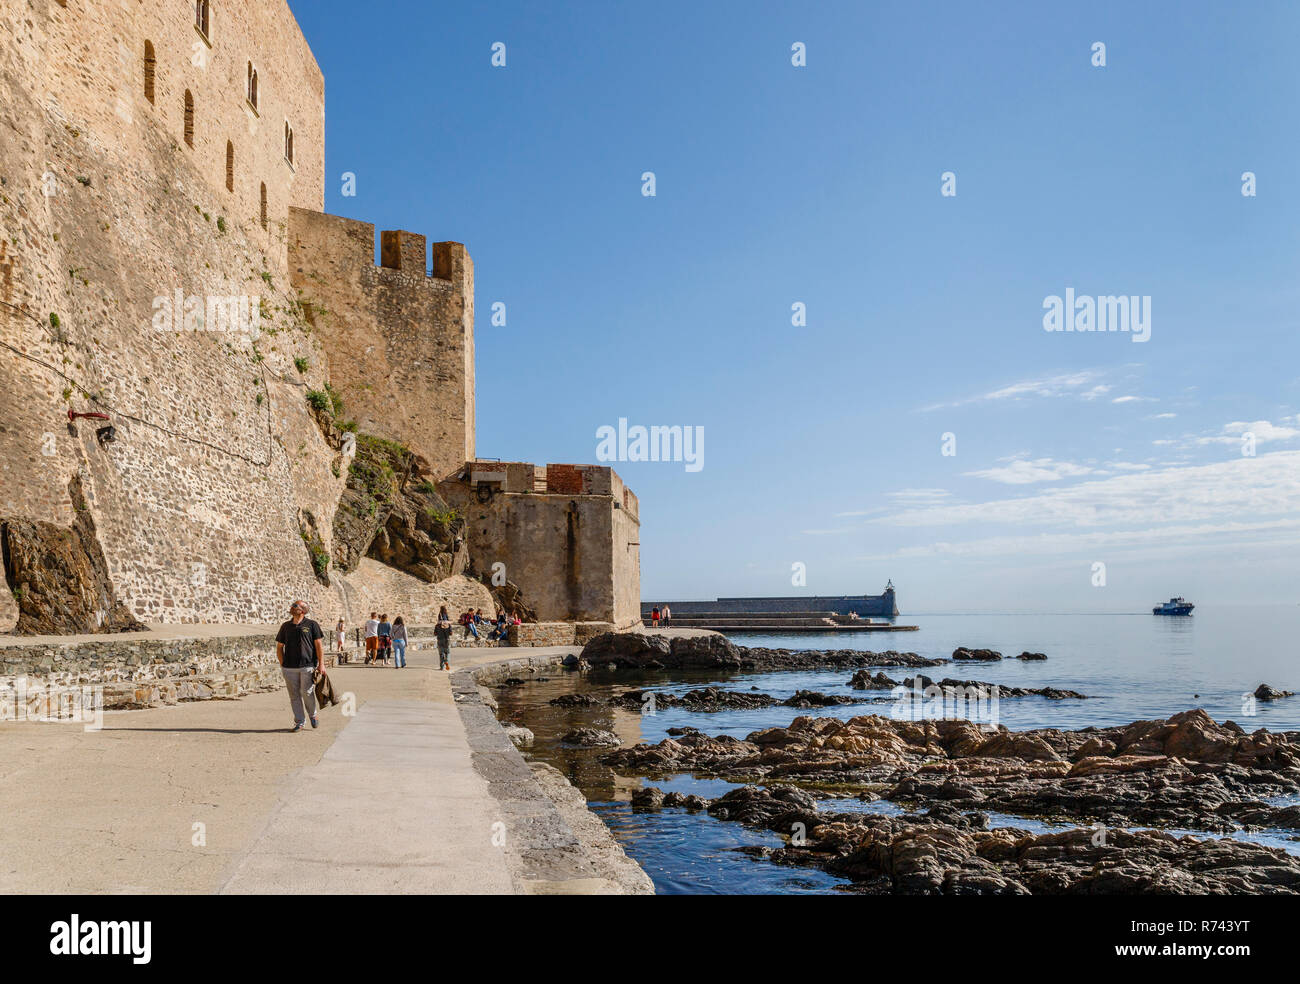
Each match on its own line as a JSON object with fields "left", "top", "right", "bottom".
{"left": 648, "top": 604, "right": 673, "bottom": 628}
{"left": 354, "top": 612, "right": 409, "bottom": 668}
{"left": 331, "top": 605, "right": 526, "bottom": 673}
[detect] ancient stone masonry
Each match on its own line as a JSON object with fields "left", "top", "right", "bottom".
{"left": 0, "top": 0, "right": 638, "bottom": 639}
{"left": 287, "top": 209, "right": 475, "bottom": 481}
{"left": 1, "top": 475, "right": 145, "bottom": 634}
{"left": 439, "top": 462, "right": 642, "bottom": 629}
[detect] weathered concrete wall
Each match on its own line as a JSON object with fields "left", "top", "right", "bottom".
{"left": 287, "top": 208, "right": 475, "bottom": 479}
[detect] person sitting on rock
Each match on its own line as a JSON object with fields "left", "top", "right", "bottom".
{"left": 462, "top": 609, "right": 479, "bottom": 640}
{"left": 488, "top": 610, "right": 509, "bottom": 644}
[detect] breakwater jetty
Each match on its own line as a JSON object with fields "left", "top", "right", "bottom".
{"left": 642, "top": 612, "right": 919, "bottom": 633}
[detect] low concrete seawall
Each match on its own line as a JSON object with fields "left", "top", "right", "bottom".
{"left": 450, "top": 650, "right": 654, "bottom": 894}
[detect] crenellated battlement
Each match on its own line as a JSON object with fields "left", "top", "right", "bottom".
{"left": 286, "top": 207, "right": 476, "bottom": 478}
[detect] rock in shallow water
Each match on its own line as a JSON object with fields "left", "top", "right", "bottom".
{"left": 579, "top": 632, "right": 945, "bottom": 671}
{"left": 502, "top": 724, "right": 534, "bottom": 748}
{"left": 561, "top": 727, "right": 621, "bottom": 747}
{"left": 952, "top": 647, "right": 1003, "bottom": 661}
{"left": 692, "top": 785, "right": 1300, "bottom": 895}
{"left": 1255, "top": 683, "right": 1296, "bottom": 701}
{"left": 603, "top": 708, "right": 1300, "bottom": 830}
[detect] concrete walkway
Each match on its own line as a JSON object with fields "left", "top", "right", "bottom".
{"left": 221, "top": 696, "right": 513, "bottom": 893}
{"left": 0, "top": 637, "right": 643, "bottom": 894}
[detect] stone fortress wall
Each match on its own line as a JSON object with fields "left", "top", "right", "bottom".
{"left": 286, "top": 208, "right": 475, "bottom": 481}
{"left": 0, "top": 0, "right": 638, "bottom": 635}
{"left": 439, "top": 462, "right": 642, "bottom": 628}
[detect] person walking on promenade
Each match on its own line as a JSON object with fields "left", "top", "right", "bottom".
{"left": 276, "top": 599, "right": 324, "bottom": 732}
{"left": 364, "top": 611, "right": 379, "bottom": 664}
{"left": 661, "top": 604, "right": 672, "bottom": 628}
{"left": 435, "top": 606, "right": 454, "bottom": 670}
{"left": 334, "top": 617, "right": 346, "bottom": 654}
{"left": 378, "top": 613, "right": 392, "bottom": 666}
{"left": 391, "top": 616, "right": 408, "bottom": 668}
{"left": 650, "top": 606, "right": 660, "bottom": 629}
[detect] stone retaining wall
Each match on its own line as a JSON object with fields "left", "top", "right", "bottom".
{"left": 0, "top": 631, "right": 282, "bottom": 715}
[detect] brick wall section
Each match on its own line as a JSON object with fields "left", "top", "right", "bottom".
{"left": 545, "top": 464, "right": 583, "bottom": 495}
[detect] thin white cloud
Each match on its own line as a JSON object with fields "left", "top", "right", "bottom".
{"left": 1105, "top": 461, "right": 1151, "bottom": 472}
{"left": 1195, "top": 420, "right": 1300, "bottom": 446}
{"left": 919, "top": 369, "right": 1119, "bottom": 411}
{"left": 877, "top": 451, "right": 1300, "bottom": 530}
{"left": 855, "top": 516, "right": 1300, "bottom": 562}
{"left": 964, "top": 457, "right": 1094, "bottom": 485}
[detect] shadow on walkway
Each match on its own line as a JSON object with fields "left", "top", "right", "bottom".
{"left": 104, "top": 726, "right": 295, "bottom": 735}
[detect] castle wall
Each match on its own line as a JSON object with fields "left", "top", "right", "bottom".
{"left": 2, "top": 0, "right": 343, "bottom": 629}
{"left": 4, "top": 0, "right": 324, "bottom": 272}
{"left": 438, "top": 463, "right": 641, "bottom": 628}
{"left": 287, "top": 208, "right": 475, "bottom": 479}
{"left": 0, "top": 1, "right": 636, "bottom": 638}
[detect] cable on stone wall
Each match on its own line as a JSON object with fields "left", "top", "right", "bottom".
{"left": 0, "top": 298, "right": 275, "bottom": 468}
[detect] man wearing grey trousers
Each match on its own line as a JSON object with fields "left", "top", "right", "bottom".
{"left": 276, "top": 599, "right": 325, "bottom": 732}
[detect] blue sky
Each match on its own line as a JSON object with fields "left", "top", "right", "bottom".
{"left": 293, "top": 0, "right": 1300, "bottom": 611}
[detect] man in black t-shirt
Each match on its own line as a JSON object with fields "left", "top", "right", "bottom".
{"left": 275, "top": 599, "right": 325, "bottom": 731}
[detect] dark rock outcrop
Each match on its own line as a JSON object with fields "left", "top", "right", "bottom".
{"left": 1016, "top": 651, "right": 1048, "bottom": 661}
{"left": 603, "top": 709, "right": 1300, "bottom": 830}
{"left": 697, "top": 786, "right": 1300, "bottom": 895}
{"left": 605, "top": 686, "right": 865, "bottom": 712}
{"left": 481, "top": 576, "right": 538, "bottom": 622}
{"left": 331, "top": 435, "right": 465, "bottom": 582}
{"left": 952, "top": 647, "right": 1002, "bottom": 661}
{"left": 1, "top": 476, "right": 146, "bottom": 635}
{"left": 548, "top": 693, "right": 602, "bottom": 707}
{"left": 899, "top": 675, "right": 1089, "bottom": 700}
{"left": 849, "top": 670, "right": 901, "bottom": 690}
{"left": 581, "top": 632, "right": 741, "bottom": 670}
{"left": 580, "top": 632, "right": 945, "bottom": 672}
{"left": 1255, "top": 684, "right": 1296, "bottom": 701}
{"left": 851, "top": 670, "right": 1086, "bottom": 699}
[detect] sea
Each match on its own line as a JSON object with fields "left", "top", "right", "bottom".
{"left": 496, "top": 605, "right": 1300, "bottom": 894}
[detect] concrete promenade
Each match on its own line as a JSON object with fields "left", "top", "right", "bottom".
{"left": 0, "top": 635, "right": 651, "bottom": 894}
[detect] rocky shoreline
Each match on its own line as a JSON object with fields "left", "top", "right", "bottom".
{"left": 495, "top": 631, "right": 1300, "bottom": 894}
{"left": 604, "top": 708, "right": 1300, "bottom": 830}
{"left": 612, "top": 706, "right": 1300, "bottom": 893}
{"left": 630, "top": 784, "right": 1300, "bottom": 894}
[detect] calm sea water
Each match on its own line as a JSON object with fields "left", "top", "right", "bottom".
{"left": 498, "top": 605, "right": 1300, "bottom": 894}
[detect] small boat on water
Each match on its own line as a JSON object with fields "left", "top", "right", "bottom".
{"left": 1153, "top": 596, "right": 1195, "bottom": 616}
